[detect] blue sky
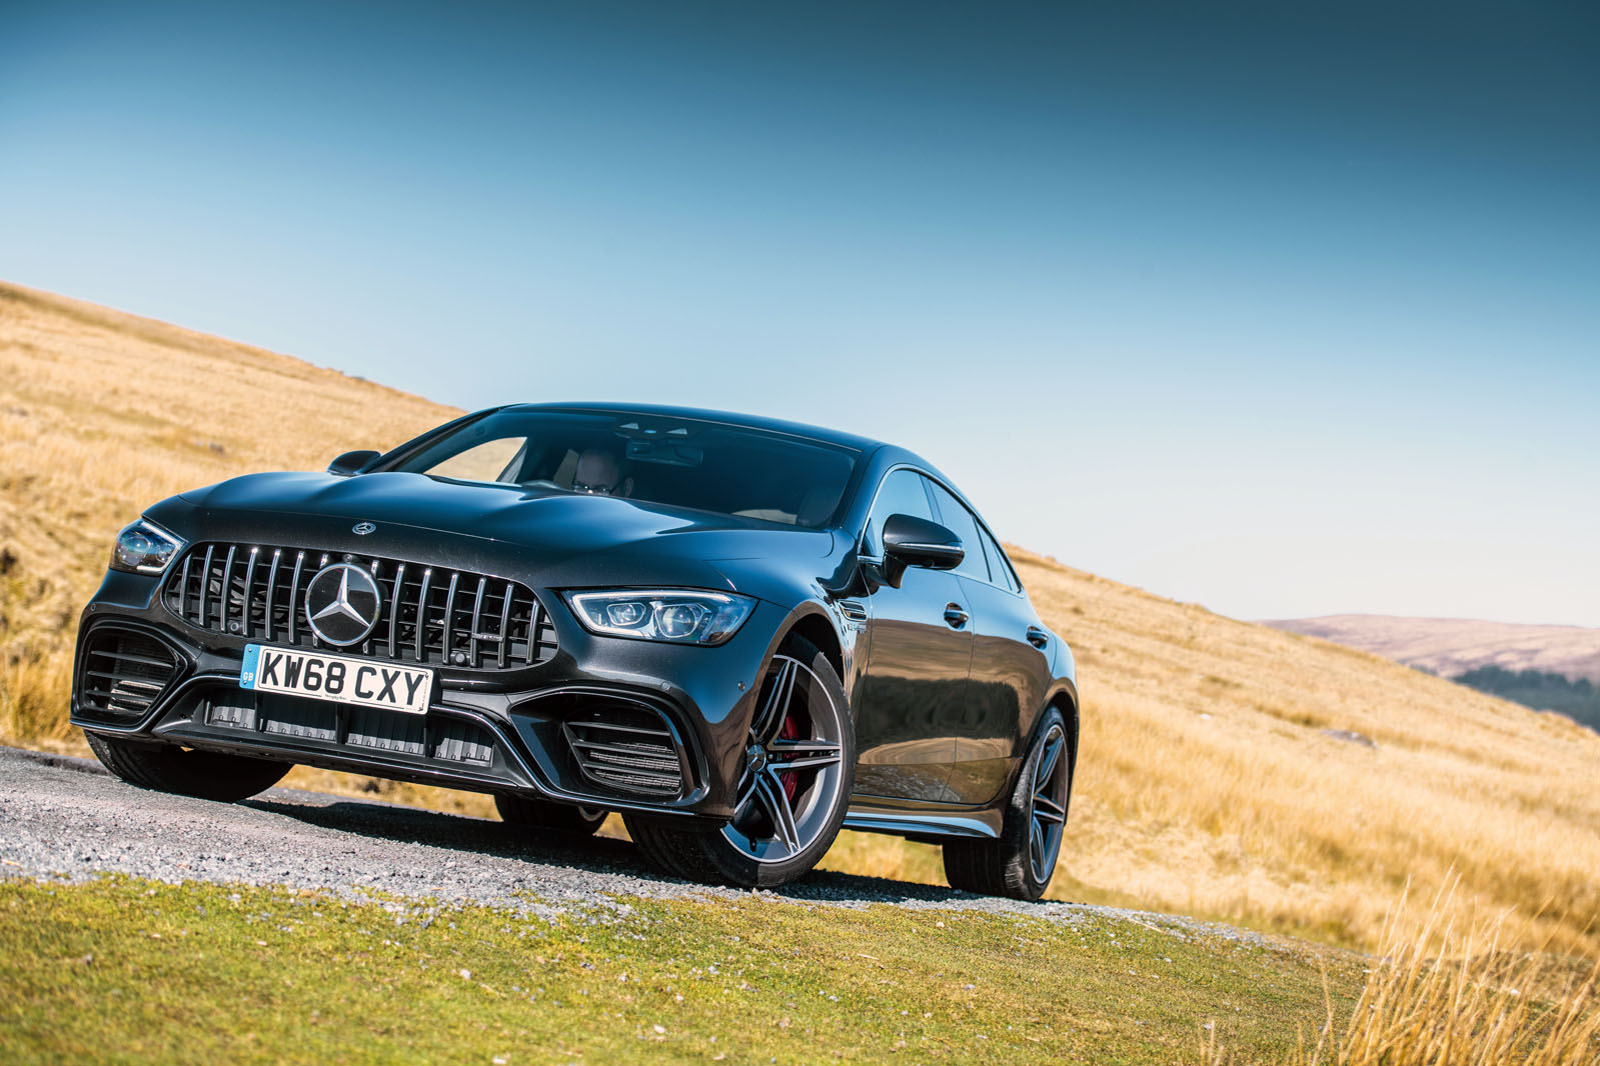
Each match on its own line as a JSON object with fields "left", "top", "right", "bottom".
{"left": 4, "top": 2, "right": 1597, "bottom": 625}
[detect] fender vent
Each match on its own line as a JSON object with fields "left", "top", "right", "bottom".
{"left": 562, "top": 710, "right": 685, "bottom": 797}
{"left": 77, "top": 629, "right": 181, "bottom": 721}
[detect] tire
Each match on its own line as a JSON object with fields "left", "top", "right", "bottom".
{"left": 85, "top": 731, "right": 290, "bottom": 803}
{"left": 943, "top": 706, "right": 1071, "bottom": 900}
{"left": 625, "top": 634, "right": 854, "bottom": 888}
{"left": 495, "top": 793, "right": 608, "bottom": 836}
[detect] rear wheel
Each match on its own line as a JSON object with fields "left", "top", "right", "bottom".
{"left": 625, "top": 634, "right": 853, "bottom": 888}
{"left": 85, "top": 731, "right": 290, "bottom": 803}
{"left": 942, "top": 707, "right": 1071, "bottom": 900}
{"left": 494, "top": 793, "right": 608, "bottom": 836}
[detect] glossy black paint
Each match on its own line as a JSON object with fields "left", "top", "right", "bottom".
{"left": 879, "top": 513, "right": 964, "bottom": 588}
{"left": 71, "top": 402, "right": 1078, "bottom": 843}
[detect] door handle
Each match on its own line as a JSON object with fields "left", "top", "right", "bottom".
{"left": 943, "top": 603, "right": 969, "bottom": 629}
{"left": 1026, "top": 626, "right": 1050, "bottom": 649}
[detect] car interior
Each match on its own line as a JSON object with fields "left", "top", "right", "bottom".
{"left": 410, "top": 419, "right": 852, "bottom": 529}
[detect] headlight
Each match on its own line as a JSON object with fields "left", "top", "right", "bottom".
{"left": 110, "top": 519, "right": 184, "bottom": 575}
{"left": 563, "top": 589, "right": 755, "bottom": 646}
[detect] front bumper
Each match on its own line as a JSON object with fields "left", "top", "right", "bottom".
{"left": 71, "top": 568, "right": 787, "bottom": 822}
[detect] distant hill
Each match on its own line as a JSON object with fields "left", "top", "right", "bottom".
{"left": 4, "top": 279, "right": 1600, "bottom": 959}
{"left": 1263, "top": 614, "right": 1600, "bottom": 685}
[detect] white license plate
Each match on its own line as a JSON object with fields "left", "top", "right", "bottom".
{"left": 240, "top": 645, "right": 433, "bottom": 715}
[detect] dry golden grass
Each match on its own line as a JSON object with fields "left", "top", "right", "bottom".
{"left": 841, "top": 549, "right": 1600, "bottom": 958}
{"left": 0, "top": 280, "right": 459, "bottom": 799}
{"left": 3, "top": 279, "right": 1598, "bottom": 965}
{"left": 1200, "top": 881, "right": 1600, "bottom": 1065}
{"left": 1304, "top": 904, "right": 1600, "bottom": 1066}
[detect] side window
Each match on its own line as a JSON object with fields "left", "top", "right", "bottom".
{"left": 979, "top": 527, "right": 1022, "bottom": 593}
{"left": 862, "top": 469, "right": 935, "bottom": 558}
{"left": 927, "top": 483, "right": 990, "bottom": 581}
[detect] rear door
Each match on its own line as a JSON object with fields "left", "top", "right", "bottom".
{"left": 851, "top": 469, "right": 972, "bottom": 802}
{"left": 927, "top": 483, "right": 1051, "bottom": 805}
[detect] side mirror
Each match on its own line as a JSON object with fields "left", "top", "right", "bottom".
{"left": 327, "top": 449, "right": 381, "bottom": 477}
{"left": 880, "top": 513, "right": 964, "bottom": 588}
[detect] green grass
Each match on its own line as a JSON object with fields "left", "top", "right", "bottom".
{"left": 0, "top": 876, "right": 1365, "bottom": 1065}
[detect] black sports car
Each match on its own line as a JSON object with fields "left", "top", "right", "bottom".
{"left": 72, "top": 403, "right": 1078, "bottom": 897}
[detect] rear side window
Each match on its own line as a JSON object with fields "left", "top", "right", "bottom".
{"left": 927, "top": 483, "right": 991, "bottom": 582}
{"left": 979, "top": 527, "right": 1022, "bottom": 593}
{"left": 863, "top": 469, "right": 935, "bottom": 557}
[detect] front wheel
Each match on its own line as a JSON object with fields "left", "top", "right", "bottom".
{"left": 85, "top": 731, "right": 290, "bottom": 803}
{"left": 943, "top": 707, "right": 1071, "bottom": 900}
{"left": 625, "top": 634, "right": 854, "bottom": 888}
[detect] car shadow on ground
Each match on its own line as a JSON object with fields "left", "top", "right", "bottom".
{"left": 242, "top": 789, "right": 1006, "bottom": 909}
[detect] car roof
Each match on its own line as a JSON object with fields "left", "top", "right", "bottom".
{"left": 502, "top": 401, "right": 888, "bottom": 453}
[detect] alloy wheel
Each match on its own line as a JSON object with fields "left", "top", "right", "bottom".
{"left": 720, "top": 654, "right": 846, "bottom": 864}
{"left": 1027, "top": 723, "right": 1069, "bottom": 883}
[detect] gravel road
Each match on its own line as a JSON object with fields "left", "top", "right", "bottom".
{"left": 0, "top": 744, "right": 1258, "bottom": 942}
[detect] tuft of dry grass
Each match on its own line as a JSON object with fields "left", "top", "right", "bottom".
{"left": 1309, "top": 914, "right": 1600, "bottom": 1066}
{"left": 1201, "top": 881, "right": 1600, "bottom": 1065}
{"left": 3, "top": 278, "right": 1598, "bottom": 964}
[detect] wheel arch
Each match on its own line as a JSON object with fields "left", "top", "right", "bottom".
{"left": 1047, "top": 685, "right": 1081, "bottom": 781}
{"left": 1040, "top": 684, "right": 1081, "bottom": 837}
{"left": 1010, "top": 681, "right": 1079, "bottom": 809}
{"left": 780, "top": 606, "right": 845, "bottom": 683}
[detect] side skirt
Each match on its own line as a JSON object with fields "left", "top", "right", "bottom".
{"left": 842, "top": 801, "right": 1002, "bottom": 842}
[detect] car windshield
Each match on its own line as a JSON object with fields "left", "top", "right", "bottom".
{"left": 387, "top": 410, "right": 857, "bottom": 529}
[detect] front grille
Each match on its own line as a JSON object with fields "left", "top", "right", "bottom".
{"left": 77, "top": 628, "right": 181, "bottom": 720}
{"left": 562, "top": 708, "right": 686, "bottom": 797}
{"left": 163, "top": 543, "right": 558, "bottom": 670}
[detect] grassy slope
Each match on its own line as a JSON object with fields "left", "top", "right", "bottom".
{"left": 0, "top": 876, "right": 1364, "bottom": 1065}
{"left": 3, "top": 279, "right": 1598, "bottom": 958}
{"left": 0, "top": 281, "right": 451, "bottom": 743}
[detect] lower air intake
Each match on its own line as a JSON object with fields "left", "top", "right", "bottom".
{"left": 77, "top": 628, "right": 181, "bottom": 721}
{"left": 562, "top": 709, "right": 685, "bottom": 798}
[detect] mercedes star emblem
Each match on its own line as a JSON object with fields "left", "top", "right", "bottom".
{"left": 353, "top": 521, "right": 377, "bottom": 535}
{"left": 304, "top": 563, "right": 382, "bottom": 646}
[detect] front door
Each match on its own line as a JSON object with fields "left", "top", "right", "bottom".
{"left": 851, "top": 469, "right": 972, "bottom": 801}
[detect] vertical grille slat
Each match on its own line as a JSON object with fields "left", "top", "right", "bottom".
{"left": 241, "top": 548, "right": 259, "bottom": 638}
{"left": 220, "top": 545, "right": 237, "bottom": 632}
{"left": 416, "top": 568, "right": 432, "bottom": 662}
{"left": 199, "top": 545, "right": 216, "bottom": 630}
{"left": 469, "top": 576, "right": 487, "bottom": 664}
{"left": 264, "top": 548, "right": 281, "bottom": 642}
{"left": 161, "top": 543, "right": 553, "bottom": 672}
{"left": 288, "top": 551, "right": 306, "bottom": 643}
{"left": 388, "top": 562, "right": 406, "bottom": 658}
{"left": 524, "top": 594, "right": 538, "bottom": 666}
{"left": 498, "top": 580, "right": 514, "bottom": 669}
{"left": 179, "top": 552, "right": 193, "bottom": 620}
{"left": 443, "top": 572, "right": 460, "bottom": 661}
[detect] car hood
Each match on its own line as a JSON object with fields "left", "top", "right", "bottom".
{"left": 168, "top": 471, "right": 833, "bottom": 592}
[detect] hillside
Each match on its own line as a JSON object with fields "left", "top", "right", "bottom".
{"left": 1266, "top": 613, "right": 1600, "bottom": 684}
{"left": 3, "top": 279, "right": 1599, "bottom": 959}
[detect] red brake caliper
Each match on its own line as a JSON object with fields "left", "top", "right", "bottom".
{"left": 778, "top": 711, "right": 801, "bottom": 803}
